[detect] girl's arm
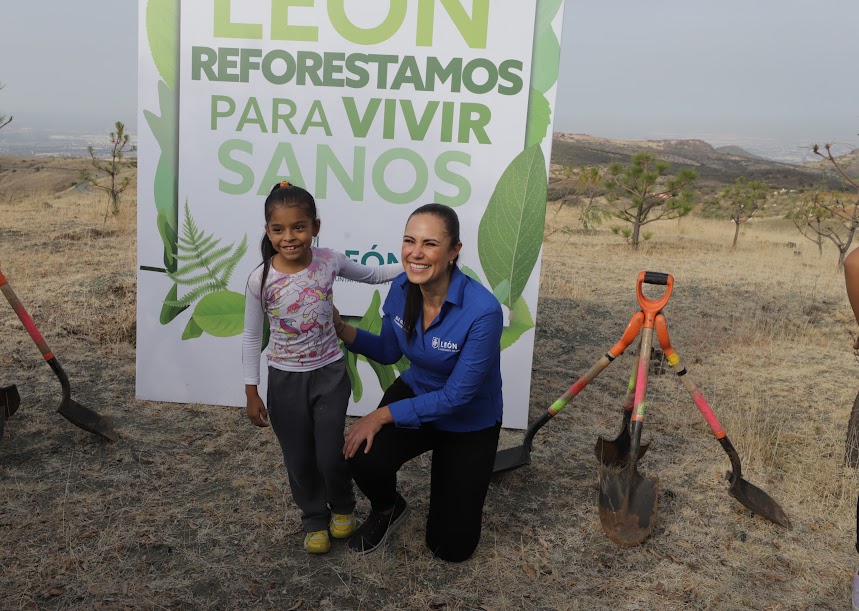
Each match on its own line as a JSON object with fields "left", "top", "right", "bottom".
{"left": 336, "top": 251, "right": 402, "bottom": 284}
{"left": 242, "top": 279, "right": 265, "bottom": 385}
{"left": 387, "top": 307, "right": 502, "bottom": 429}
{"left": 243, "top": 276, "right": 269, "bottom": 427}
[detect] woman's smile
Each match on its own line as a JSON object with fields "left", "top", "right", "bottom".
{"left": 401, "top": 214, "right": 461, "bottom": 290}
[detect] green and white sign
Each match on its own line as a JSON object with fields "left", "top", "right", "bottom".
{"left": 137, "top": 0, "right": 566, "bottom": 427}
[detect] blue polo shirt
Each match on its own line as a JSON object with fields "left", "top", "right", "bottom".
{"left": 347, "top": 266, "right": 503, "bottom": 432}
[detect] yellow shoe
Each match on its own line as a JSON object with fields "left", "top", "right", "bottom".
{"left": 329, "top": 513, "right": 357, "bottom": 539}
{"left": 304, "top": 530, "right": 330, "bottom": 554}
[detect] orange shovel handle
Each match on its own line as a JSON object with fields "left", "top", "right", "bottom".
{"left": 636, "top": 271, "right": 674, "bottom": 327}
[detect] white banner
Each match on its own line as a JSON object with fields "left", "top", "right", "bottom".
{"left": 137, "top": 0, "right": 566, "bottom": 428}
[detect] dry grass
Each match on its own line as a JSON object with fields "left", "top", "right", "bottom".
{"left": 1, "top": 171, "right": 857, "bottom": 610}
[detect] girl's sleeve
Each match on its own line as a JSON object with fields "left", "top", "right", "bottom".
{"left": 387, "top": 307, "right": 502, "bottom": 429}
{"left": 347, "top": 314, "right": 403, "bottom": 365}
{"left": 335, "top": 251, "right": 402, "bottom": 283}
{"left": 242, "top": 274, "right": 265, "bottom": 385}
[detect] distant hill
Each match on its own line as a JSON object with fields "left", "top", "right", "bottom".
{"left": 803, "top": 146, "right": 859, "bottom": 184}
{"left": 714, "top": 145, "right": 765, "bottom": 160}
{"left": 550, "top": 133, "right": 836, "bottom": 191}
{"left": 0, "top": 156, "right": 136, "bottom": 200}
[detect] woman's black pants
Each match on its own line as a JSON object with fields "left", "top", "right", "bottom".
{"left": 349, "top": 377, "right": 501, "bottom": 562}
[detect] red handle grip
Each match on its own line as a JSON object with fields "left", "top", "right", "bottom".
{"left": 0, "top": 272, "right": 54, "bottom": 360}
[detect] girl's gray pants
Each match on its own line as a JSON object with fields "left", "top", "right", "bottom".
{"left": 267, "top": 358, "right": 355, "bottom": 532}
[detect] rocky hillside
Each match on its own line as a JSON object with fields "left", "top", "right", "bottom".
{"left": 549, "top": 133, "right": 839, "bottom": 191}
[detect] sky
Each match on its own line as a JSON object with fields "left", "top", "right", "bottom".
{"left": 1, "top": 0, "right": 857, "bottom": 159}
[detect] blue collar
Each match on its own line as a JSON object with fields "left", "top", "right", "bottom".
{"left": 398, "top": 265, "right": 467, "bottom": 309}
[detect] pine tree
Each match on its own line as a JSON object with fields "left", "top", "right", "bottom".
{"left": 604, "top": 152, "right": 697, "bottom": 249}
{"left": 80, "top": 121, "right": 136, "bottom": 220}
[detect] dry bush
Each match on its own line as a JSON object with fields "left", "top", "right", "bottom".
{"left": 1, "top": 182, "right": 857, "bottom": 610}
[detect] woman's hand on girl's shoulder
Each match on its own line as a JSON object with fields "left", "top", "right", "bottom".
{"left": 246, "top": 394, "right": 269, "bottom": 427}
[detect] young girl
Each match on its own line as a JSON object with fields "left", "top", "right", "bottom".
{"left": 242, "top": 181, "right": 401, "bottom": 554}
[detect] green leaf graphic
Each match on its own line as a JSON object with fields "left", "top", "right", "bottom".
{"left": 358, "top": 291, "right": 384, "bottom": 333}
{"left": 478, "top": 144, "right": 548, "bottom": 308}
{"left": 461, "top": 266, "right": 483, "bottom": 284}
{"left": 342, "top": 315, "right": 364, "bottom": 402}
{"left": 164, "top": 201, "right": 248, "bottom": 310}
{"left": 145, "top": 80, "right": 179, "bottom": 272}
{"left": 393, "top": 354, "right": 410, "bottom": 375}
{"left": 525, "top": 88, "right": 551, "bottom": 149}
{"left": 191, "top": 290, "right": 246, "bottom": 337}
{"left": 182, "top": 316, "right": 204, "bottom": 340}
{"left": 536, "top": 0, "right": 563, "bottom": 32}
{"left": 160, "top": 282, "right": 188, "bottom": 325}
{"left": 156, "top": 210, "right": 178, "bottom": 270}
{"left": 346, "top": 350, "right": 363, "bottom": 402}
{"left": 146, "top": 0, "right": 179, "bottom": 90}
{"left": 367, "top": 359, "right": 397, "bottom": 392}
{"left": 501, "top": 297, "right": 535, "bottom": 350}
{"left": 342, "top": 292, "right": 402, "bottom": 401}
{"left": 492, "top": 279, "right": 511, "bottom": 305}
{"left": 531, "top": 27, "right": 561, "bottom": 94}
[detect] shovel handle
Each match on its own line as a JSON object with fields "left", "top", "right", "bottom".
{"left": 0, "top": 271, "right": 54, "bottom": 360}
{"left": 549, "top": 312, "right": 643, "bottom": 416}
{"left": 636, "top": 271, "right": 674, "bottom": 326}
{"left": 655, "top": 315, "right": 726, "bottom": 439}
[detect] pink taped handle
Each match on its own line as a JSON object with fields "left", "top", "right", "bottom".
{"left": 0, "top": 275, "right": 53, "bottom": 359}
{"left": 692, "top": 390, "right": 725, "bottom": 438}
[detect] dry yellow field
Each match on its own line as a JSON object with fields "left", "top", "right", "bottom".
{"left": 0, "top": 168, "right": 857, "bottom": 610}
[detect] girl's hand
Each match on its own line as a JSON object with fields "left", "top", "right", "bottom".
{"left": 246, "top": 394, "right": 269, "bottom": 427}
{"left": 344, "top": 407, "right": 393, "bottom": 458}
{"left": 333, "top": 306, "right": 345, "bottom": 336}
{"left": 332, "top": 305, "right": 357, "bottom": 344}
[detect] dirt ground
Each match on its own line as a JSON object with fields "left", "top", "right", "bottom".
{"left": 1, "top": 176, "right": 858, "bottom": 610}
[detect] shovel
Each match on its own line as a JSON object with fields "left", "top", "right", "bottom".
{"left": 0, "top": 384, "right": 21, "bottom": 441}
{"left": 594, "top": 347, "right": 649, "bottom": 468}
{"left": 598, "top": 326, "right": 660, "bottom": 547}
{"left": 493, "top": 308, "right": 646, "bottom": 474}
{"left": 598, "top": 272, "right": 673, "bottom": 546}
{"left": 0, "top": 269, "right": 118, "bottom": 442}
{"left": 654, "top": 314, "right": 791, "bottom": 528}
{"left": 1, "top": 384, "right": 21, "bottom": 420}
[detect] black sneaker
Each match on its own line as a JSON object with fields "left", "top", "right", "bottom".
{"left": 347, "top": 493, "right": 410, "bottom": 555}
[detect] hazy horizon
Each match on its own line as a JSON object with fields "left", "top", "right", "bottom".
{"left": 1, "top": 1, "right": 857, "bottom": 162}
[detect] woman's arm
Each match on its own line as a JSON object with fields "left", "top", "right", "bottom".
{"left": 334, "top": 306, "right": 403, "bottom": 365}
{"left": 388, "top": 307, "right": 502, "bottom": 429}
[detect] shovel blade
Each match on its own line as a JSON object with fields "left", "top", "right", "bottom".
{"left": 58, "top": 398, "right": 118, "bottom": 442}
{"left": 493, "top": 444, "right": 531, "bottom": 474}
{"left": 598, "top": 465, "right": 659, "bottom": 547}
{"left": 595, "top": 431, "right": 649, "bottom": 467}
{"left": 728, "top": 475, "right": 792, "bottom": 529}
{"left": 1, "top": 384, "right": 20, "bottom": 419}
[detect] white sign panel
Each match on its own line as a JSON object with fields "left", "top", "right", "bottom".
{"left": 137, "top": 0, "right": 567, "bottom": 427}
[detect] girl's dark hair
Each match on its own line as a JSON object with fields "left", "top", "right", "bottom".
{"left": 403, "top": 203, "right": 460, "bottom": 341}
{"left": 257, "top": 182, "right": 318, "bottom": 310}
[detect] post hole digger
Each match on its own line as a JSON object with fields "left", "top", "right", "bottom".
{"left": 0, "top": 267, "right": 117, "bottom": 442}
{"left": 494, "top": 271, "right": 790, "bottom": 547}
